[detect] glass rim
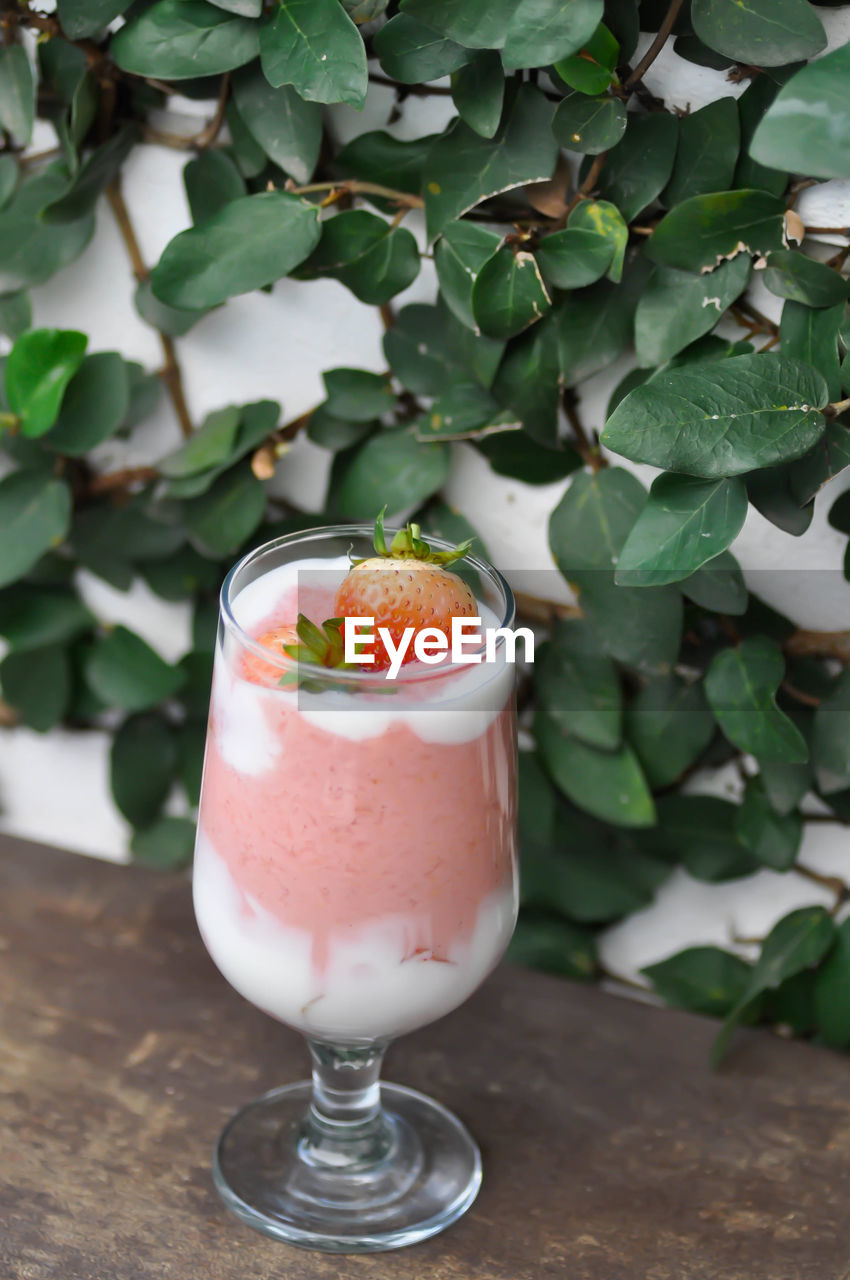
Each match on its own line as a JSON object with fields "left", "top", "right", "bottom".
{"left": 219, "top": 522, "right": 517, "bottom": 686}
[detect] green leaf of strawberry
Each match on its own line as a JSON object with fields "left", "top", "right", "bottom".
{"left": 364, "top": 505, "right": 473, "bottom": 567}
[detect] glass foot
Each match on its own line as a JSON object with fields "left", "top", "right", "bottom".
{"left": 212, "top": 1080, "right": 482, "bottom": 1253}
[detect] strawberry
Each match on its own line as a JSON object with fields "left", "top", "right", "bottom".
{"left": 242, "top": 616, "right": 351, "bottom": 687}
{"left": 334, "top": 510, "right": 476, "bottom": 670}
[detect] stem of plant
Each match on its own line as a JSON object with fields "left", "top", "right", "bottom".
{"left": 105, "top": 179, "right": 194, "bottom": 438}
{"left": 624, "top": 0, "right": 686, "bottom": 90}
{"left": 286, "top": 179, "right": 424, "bottom": 210}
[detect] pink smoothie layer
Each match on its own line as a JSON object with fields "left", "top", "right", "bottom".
{"left": 197, "top": 577, "right": 517, "bottom": 977}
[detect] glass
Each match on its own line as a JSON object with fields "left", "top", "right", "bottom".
{"left": 193, "top": 525, "right": 518, "bottom": 1253}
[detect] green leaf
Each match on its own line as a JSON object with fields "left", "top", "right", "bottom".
{"left": 159, "top": 406, "right": 241, "bottom": 477}
{"left": 435, "top": 220, "right": 501, "bottom": 329}
{"left": 0, "top": 585, "right": 92, "bottom": 651}
{"left": 691, "top": 0, "right": 825, "bottom": 67}
{"left": 373, "top": 14, "right": 470, "bottom": 83}
{"left": 553, "top": 20, "right": 619, "bottom": 94}
{"left": 176, "top": 720, "right": 206, "bottom": 805}
{"left": 491, "top": 315, "right": 561, "bottom": 445}
{"left": 112, "top": 0, "right": 260, "bottom": 77}
{"left": 812, "top": 668, "right": 850, "bottom": 793}
{"left": 259, "top": 0, "right": 367, "bottom": 107}
{"left": 5, "top": 328, "right": 87, "bottom": 437}
{"left": 649, "top": 189, "right": 787, "bottom": 274}
{"left": 322, "top": 368, "right": 392, "bottom": 422}
{"left": 85, "top": 627, "right": 184, "bottom": 712}
{"left": 0, "top": 471, "right": 72, "bottom": 588}
{"left": 0, "top": 154, "right": 17, "bottom": 208}
{"left": 111, "top": 714, "right": 178, "bottom": 827}
{"left": 224, "top": 97, "right": 267, "bottom": 178}
{"left": 508, "top": 914, "right": 598, "bottom": 979}
{"left": 568, "top": 199, "right": 628, "bottom": 282}
{"left": 47, "top": 352, "right": 130, "bottom": 455}
{"left": 734, "top": 74, "right": 787, "bottom": 197}
{"left": 178, "top": 649, "right": 214, "bottom": 718}
{"left": 681, "top": 549, "right": 747, "bottom": 615}
{"left": 0, "top": 644, "right": 70, "bottom": 732}
{"left": 643, "top": 947, "right": 753, "bottom": 1017}
{"left": 537, "top": 620, "right": 622, "bottom": 750}
{"left": 616, "top": 473, "right": 748, "bottom": 588}
{"left": 712, "top": 907, "right": 835, "bottom": 1067}
{"left": 549, "top": 466, "right": 646, "bottom": 578}
{"left": 556, "top": 279, "right": 633, "bottom": 385}
{"left": 663, "top": 97, "right": 740, "bottom": 207}
{"left": 142, "top": 546, "right": 221, "bottom": 601}
{"left": 336, "top": 130, "right": 434, "bottom": 203}
{"left": 781, "top": 300, "right": 842, "bottom": 402}
{"left": 183, "top": 462, "right": 266, "bottom": 557}
{"left": 759, "top": 757, "right": 811, "bottom": 816}
{"left": 414, "top": 381, "right": 507, "bottom": 441}
{"left": 0, "top": 45, "right": 34, "bottom": 147}
{"left": 307, "top": 406, "right": 373, "bottom": 451}
{"left": 134, "top": 280, "right": 206, "bottom": 338}
{"left": 705, "top": 637, "right": 808, "bottom": 762}
{"left": 552, "top": 91, "right": 627, "bottom": 156}
{"left": 750, "top": 43, "right": 850, "bottom": 181}
{"left": 602, "top": 353, "right": 828, "bottom": 479}
{"left": 625, "top": 674, "right": 715, "bottom": 788}
{"left": 0, "top": 292, "right": 30, "bottom": 342}
{"left": 523, "top": 832, "right": 669, "bottom": 924}
{"left": 151, "top": 192, "right": 321, "bottom": 309}
{"left": 647, "top": 794, "right": 754, "bottom": 881}
{"left": 330, "top": 428, "right": 449, "bottom": 520}
{"left": 470, "top": 247, "right": 551, "bottom": 341}
{"left": 813, "top": 919, "right": 850, "bottom": 1048}
{"left": 450, "top": 51, "right": 504, "bottom": 140}
{"left": 0, "top": 166, "right": 95, "bottom": 292}
{"left": 297, "top": 209, "right": 420, "bottom": 305}
{"left": 535, "top": 707, "right": 656, "bottom": 828}
{"left": 384, "top": 302, "right": 503, "bottom": 395}
{"left": 635, "top": 256, "right": 751, "bottom": 368}
{"left": 762, "top": 250, "right": 848, "bottom": 310}
{"left": 183, "top": 149, "right": 246, "bottom": 225}
{"left": 57, "top": 0, "right": 132, "bottom": 37}
{"left": 735, "top": 776, "right": 802, "bottom": 871}
{"left": 746, "top": 461, "right": 813, "bottom": 537}
{"left": 423, "top": 84, "right": 558, "bottom": 241}
{"left": 232, "top": 64, "right": 321, "bottom": 183}
{"left": 581, "top": 579, "right": 685, "bottom": 674}
{"left": 41, "top": 125, "right": 140, "bottom": 224}
{"left": 503, "top": 0, "right": 604, "bottom": 68}
{"left": 131, "top": 816, "right": 197, "bottom": 869}
{"left": 595, "top": 111, "right": 678, "bottom": 222}
{"left": 536, "top": 227, "right": 615, "bottom": 291}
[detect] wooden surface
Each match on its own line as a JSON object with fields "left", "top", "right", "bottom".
{"left": 2, "top": 835, "right": 850, "bottom": 1280}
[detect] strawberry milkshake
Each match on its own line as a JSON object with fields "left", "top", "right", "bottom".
{"left": 193, "top": 524, "right": 518, "bottom": 1045}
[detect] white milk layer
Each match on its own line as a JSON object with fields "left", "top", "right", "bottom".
{"left": 214, "top": 555, "right": 516, "bottom": 774}
{"left": 193, "top": 832, "right": 518, "bottom": 1043}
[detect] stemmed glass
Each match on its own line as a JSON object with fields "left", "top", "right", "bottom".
{"left": 193, "top": 525, "right": 518, "bottom": 1253}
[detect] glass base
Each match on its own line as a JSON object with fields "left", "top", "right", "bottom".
{"left": 212, "top": 1080, "right": 482, "bottom": 1254}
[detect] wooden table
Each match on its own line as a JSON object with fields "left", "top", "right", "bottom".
{"left": 2, "top": 833, "right": 850, "bottom": 1279}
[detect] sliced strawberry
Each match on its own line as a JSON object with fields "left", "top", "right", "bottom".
{"left": 241, "top": 625, "right": 299, "bottom": 687}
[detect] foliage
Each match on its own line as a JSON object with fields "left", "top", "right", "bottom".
{"left": 1, "top": 0, "right": 850, "bottom": 1062}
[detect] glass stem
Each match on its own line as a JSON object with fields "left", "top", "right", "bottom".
{"left": 300, "top": 1040, "right": 395, "bottom": 1172}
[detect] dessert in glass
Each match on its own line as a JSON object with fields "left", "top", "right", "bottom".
{"left": 193, "top": 522, "right": 518, "bottom": 1252}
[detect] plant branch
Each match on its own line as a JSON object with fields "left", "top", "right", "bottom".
{"left": 194, "top": 73, "right": 230, "bottom": 150}
{"left": 513, "top": 592, "right": 582, "bottom": 625}
{"left": 562, "top": 388, "right": 606, "bottom": 471}
{"left": 785, "top": 629, "right": 850, "bottom": 663}
{"left": 826, "top": 396, "right": 850, "bottom": 418}
{"left": 285, "top": 178, "right": 425, "bottom": 209}
{"left": 624, "top": 0, "right": 686, "bottom": 90}
{"left": 564, "top": 151, "right": 608, "bottom": 218}
{"left": 105, "top": 179, "right": 194, "bottom": 437}
{"left": 86, "top": 465, "right": 159, "bottom": 496}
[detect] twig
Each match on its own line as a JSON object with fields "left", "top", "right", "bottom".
{"left": 731, "top": 298, "right": 780, "bottom": 338}
{"left": 368, "top": 72, "right": 454, "bottom": 97}
{"left": 781, "top": 679, "right": 820, "bottom": 708}
{"left": 286, "top": 178, "right": 425, "bottom": 210}
{"left": 795, "top": 863, "right": 850, "bottom": 914}
{"left": 624, "top": 0, "right": 687, "bottom": 90}
{"left": 194, "top": 73, "right": 230, "bottom": 151}
{"left": 141, "top": 125, "right": 198, "bottom": 151}
{"left": 105, "top": 179, "right": 194, "bottom": 438}
{"left": 562, "top": 388, "right": 606, "bottom": 471}
{"left": 805, "top": 226, "right": 850, "bottom": 236}
{"left": 826, "top": 396, "right": 850, "bottom": 418}
{"left": 513, "top": 592, "right": 582, "bottom": 625}
{"left": 86, "top": 466, "right": 158, "bottom": 496}
{"left": 379, "top": 303, "right": 395, "bottom": 331}
{"left": 564, "top": 152, "right": 607, "bottom": 218}
{"left": 785, "top": 629, "right": 850, "bottom": 663}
